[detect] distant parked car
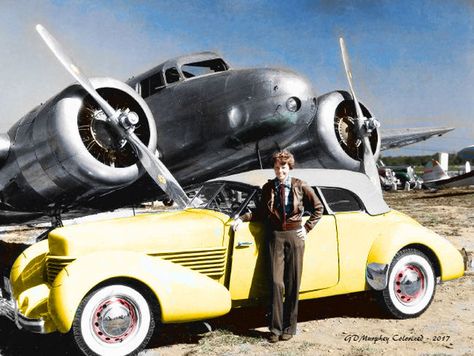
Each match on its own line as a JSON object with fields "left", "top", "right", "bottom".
{"left": 385, "top": 165, "right": 422, "bottom": 189}
{"left": 378, "top": 167, "right": 400, "bottom": 190}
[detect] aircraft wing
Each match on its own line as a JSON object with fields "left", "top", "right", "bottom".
{"left": 380, "top": 127, "right": 454, "bottom": 151}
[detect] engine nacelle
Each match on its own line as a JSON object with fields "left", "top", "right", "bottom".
{"left": 309, "top": 90, "right": 380, "bottom": 170}
{"left": 0, "top": 78, "right": 156, "bottom": 211}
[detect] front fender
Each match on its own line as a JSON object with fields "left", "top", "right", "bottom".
{"left": 10, "top": 240, "right": 49, "bottom": 297}
{"left": 49, "top": 251, "right": 231, "bottom": 333}
{"left": 366, "top": 223, "right": 464, "bottom": 287}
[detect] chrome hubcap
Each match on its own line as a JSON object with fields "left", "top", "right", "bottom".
{"left": 394, "top": 264, "right": 425, "bottom": 305}
{"left": 92, "top": 297, "right": 139, "bottom": 344}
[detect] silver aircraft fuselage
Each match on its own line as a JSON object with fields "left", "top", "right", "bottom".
{"left": 0, "top": 51, "right": 378, "bottom": 215}
{"left": 127, "top": 52, "right": 317, "bottom": 187}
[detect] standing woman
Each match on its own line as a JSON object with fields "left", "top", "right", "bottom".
{"left": 233, "top": 150, "right": 323, "bottom": 343}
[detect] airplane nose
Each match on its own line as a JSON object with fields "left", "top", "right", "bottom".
{"left": 266, "top": 69, "right": 317, "bottom": 126}
{"left": 224, "top": 68, "right": 317, "bottom": 147}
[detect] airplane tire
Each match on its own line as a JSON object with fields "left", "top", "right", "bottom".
{"left": 379, "top": 249, "right": 436, "bottom": 318}
{"left": 73, "top": 284, "right": 155, "bottom": 356}
{"left": 162, "top": 199, "right": 174, "bottom": 207}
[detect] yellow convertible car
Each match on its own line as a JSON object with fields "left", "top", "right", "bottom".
{"left": 0, "top": 169, "right": 465, "bottom": 355}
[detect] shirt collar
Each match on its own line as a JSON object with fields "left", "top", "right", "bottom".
{"left": 274, "top": 175, "right": 292, "bottom": 189}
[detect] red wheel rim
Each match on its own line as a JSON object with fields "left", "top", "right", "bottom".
{"left": 91, "top": 296, "right": 139, "bottom": 344}
{"left": 393, "top": 264, "right": 426, "bottom": 305}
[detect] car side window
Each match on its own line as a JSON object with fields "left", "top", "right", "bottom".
{"left": 305, "top": 187, "right": 328, "bottom": 216}
{"left": 319, "top": 187, "right": 363, "bottom": 213}
{"left": 245, "top": 190, "right": 260, "bottom": 213}
{"left": 191, "top": 183, "right": 255, "bottom": 216}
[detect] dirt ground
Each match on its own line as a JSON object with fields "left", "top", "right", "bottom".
{"left": 0, "top": 188, "right": 473, "bottom": 356}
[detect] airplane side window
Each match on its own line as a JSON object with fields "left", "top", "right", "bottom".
{"left": 140, "top": 73, "right": 165, "bottom": 99}
{"left": 319, "top": 187, "right": 363, "bottom": 213}
{"left": 149, "top": 73, "right": 164, "bottom": 95}
{"left": 181, "top": 59, "right": 228, "bottom": 78}
{"left": 140, "top": 78, "right": 150, "bottom": 98}
{"left": 165, "top": 67, "right": 180, "bottom": 84}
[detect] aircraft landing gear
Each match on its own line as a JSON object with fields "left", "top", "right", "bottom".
{"left": 162, "top": 198, "right": 174, "bottom": 207}
{"left": 35, "top": 209, "right": 64, "bottom": 242}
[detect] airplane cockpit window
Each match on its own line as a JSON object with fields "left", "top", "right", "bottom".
{"left": 190, "top": 182, "right": 255, "bottom": 216}
{"left": 181, "top": 58, "right": 228, "bottom": 79}
{"left": 165, "top": 67, "right": 180, "bottom": 84}
{"left": 319, "top": 187, "right": 363, "bottom": 213}
{"left": 140, "top": 73, "right": 165, "bottom": 99}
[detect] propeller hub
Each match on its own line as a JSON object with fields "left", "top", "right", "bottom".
{"left": 90, "top": 109, "right": 127, "bottom": 150}
{"left": 118, "top": 110, "right": 139, "bottom": 130}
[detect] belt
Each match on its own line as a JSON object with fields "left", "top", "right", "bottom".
{"left": 272, "top": 221, "right": 302, "bottom": 231}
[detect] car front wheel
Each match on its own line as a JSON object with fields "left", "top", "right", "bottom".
{"left": 72, "top": 284, "right": 155, "bottom": 356}
{"left": 380, "top": 249, "right": 436, "bottom": 318}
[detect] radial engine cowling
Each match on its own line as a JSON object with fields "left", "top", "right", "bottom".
{"left": 0, "top": 78, "right": 157, "bottom": 211}
{"left": 309, "top": 90, "right": 380, "bottom": 171}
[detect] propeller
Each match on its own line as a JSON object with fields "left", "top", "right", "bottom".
{"left": 339, "top": 37, "right": 382, "bottom": 194}
{"left": 36, "top": 24, "right": 190, "bottom": 208}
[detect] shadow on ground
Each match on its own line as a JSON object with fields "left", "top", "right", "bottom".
{"left": 146, "top": 291, "right": 389, "bottom": 350}
{"left": 0, "top": 291, "right": 388, "bottom": 355}
{"left": 413, "top": 190, "right": 474, "bottom": 200}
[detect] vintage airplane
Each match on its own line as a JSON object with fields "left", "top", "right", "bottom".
{"left": 0, "top": 25, "right": 454, "bottom": 225}
{"left": 422, "top": 159, "right": 474, "bottom": 188}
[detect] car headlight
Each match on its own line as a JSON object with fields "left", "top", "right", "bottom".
{"left": 286, "top": 97, "right": 301, "bottom": 112}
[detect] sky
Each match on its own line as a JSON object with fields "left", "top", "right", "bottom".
{"left": 0, "top": 0, "right": 472, "bottom": 157}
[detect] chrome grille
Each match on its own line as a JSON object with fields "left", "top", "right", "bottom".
{"left": 45, "top": 255, "right": 75, "bottom": 284}
{"left": 150, "top": 247, "right": 227, "bottom": 279}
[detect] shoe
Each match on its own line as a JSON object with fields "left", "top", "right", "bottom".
{"left": 268, "top": 333, "right": 279, "bottom": 343}
{"left": 280, "top": 333, "right": 293, "bottom": 341}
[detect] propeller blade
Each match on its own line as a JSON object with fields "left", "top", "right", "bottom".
{"left": 36, "top": 24, "right": 190, "bottom": 208}
{"left": 339, "top": 37, "right": 381, "bottom": 194}
{"left": 126, "top": 132, "right": 190, "bottom": 209}
{"left": 35, "top": 24, "right": 117, "bottom": 120}
{"left": 339, "top": 37, "right": 364, "bottom": 120}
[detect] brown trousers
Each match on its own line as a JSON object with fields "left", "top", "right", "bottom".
{"left": 268, "top": 229, "right": 305, "bottom": 336}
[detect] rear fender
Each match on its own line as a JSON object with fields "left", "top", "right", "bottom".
{"left": 49, "top": 251, "right": 231, "bottom": 333}
{"left": 366, "top": 227, "right": 464, "bottom": 289}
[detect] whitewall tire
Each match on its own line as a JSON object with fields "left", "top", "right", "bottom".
{"left": 380, "top": 249, "right": 436, "bottom": 318}
{"left": 73, "top": 284, "right": 155, "bottom": 356}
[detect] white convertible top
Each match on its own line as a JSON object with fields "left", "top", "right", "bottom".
{"left": 212, "top": 169, "right": 390, "bottom": 216}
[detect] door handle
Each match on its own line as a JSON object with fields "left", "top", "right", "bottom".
{"left": 237, "top": 241, "right": 253, "bottom": 248}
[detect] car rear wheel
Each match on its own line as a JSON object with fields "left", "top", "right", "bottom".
{"left": 379, "top": 249, "right": 436, "bottom": 318}
{"left": 72, "top": 284, "right": 155, "bottom": 356}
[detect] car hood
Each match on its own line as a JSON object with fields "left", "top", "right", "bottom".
{"left": 48, "top": 209, "right": 229, "bottom": 256}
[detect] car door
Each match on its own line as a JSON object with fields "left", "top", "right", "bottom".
{"left": 225, "top": 187, "right": 268, "bottom": 301}
{"left": 299, "top": 207, "right": 339, "bottom": 292}
{"left": 228, "top": 187, "right": 339, "bottom": 301}
{"left": 321, "top": 187, "right": 383, "bottom": 292}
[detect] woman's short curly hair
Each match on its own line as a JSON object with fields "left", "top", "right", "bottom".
{"left": 272, "top": 150, "right": 295, "bottom": 169}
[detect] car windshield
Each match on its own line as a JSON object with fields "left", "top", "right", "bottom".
{"left": 190, "top": 182, "right": 255, "bottom": 216}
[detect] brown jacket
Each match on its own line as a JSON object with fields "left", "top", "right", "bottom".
{"left": 242, "top": 177, "right": 324, "bottom": 232}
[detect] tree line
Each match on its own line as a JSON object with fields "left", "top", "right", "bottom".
{"left": 380, "top": 153, "right": 469, "bottom": 169}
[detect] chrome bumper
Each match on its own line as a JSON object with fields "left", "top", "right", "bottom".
{"left": 0, "top": 277, "right": 46, "bottom": 333}
{"left": 366, "top": 263, "right": 389, "bottom": 290}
